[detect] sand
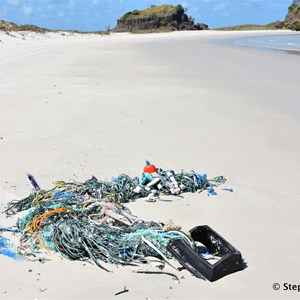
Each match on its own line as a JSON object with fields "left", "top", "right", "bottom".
{"left": 0, "top": 29, "right": 300, "bottom": 299}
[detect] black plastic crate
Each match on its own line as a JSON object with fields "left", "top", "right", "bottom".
{"left": 167, "top": 225, "right": 243, "bottom": 281}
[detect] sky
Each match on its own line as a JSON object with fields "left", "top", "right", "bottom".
{"left": 0, "top": 0, "right": 294, "bottom": 31}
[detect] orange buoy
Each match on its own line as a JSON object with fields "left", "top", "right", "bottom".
{"left": 143, "top": 160, "right": 157, "bottom": 173}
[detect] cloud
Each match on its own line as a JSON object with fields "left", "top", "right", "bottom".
{"left": 41, "top": 0, "right": 65, "bottom": 3}
{"left": 7, "top": 0, "right": 20, "bottom": 5}
{"left": 68, "top": 0, "right": 75, "bottom": 9}
{"left": 209, "top": 1, "right": 234, "bottom": 18}
{"left": 22, "top": 4, "right": 33, "bottom": 15}
{"left": 213, "top": 3, "right": 228, "bottom": 12}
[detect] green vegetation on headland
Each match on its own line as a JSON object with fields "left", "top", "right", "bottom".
{"left": 114, "top": 4, "right": 208, "bottom": 32}
{"left": 0, "top": 20, "right": 48, "bottom": 32}
{"left": 284, "top": 0, "right": 300, "bottom": 30}
{"left": 120, "top": 4, "right": 177, "bottom": 20}
{"left": 214, "top": 22, "right": 285, "bottom": 31}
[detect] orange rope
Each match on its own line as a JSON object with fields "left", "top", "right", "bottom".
{"left": 28, "top": 207, "right": 68, "bottom": 234}
{"left": 27, "top": 207, "right": 68, "bottom": 254}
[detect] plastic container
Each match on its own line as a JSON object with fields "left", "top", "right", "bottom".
{"left": 167, "top": 225, "right": 243, "bottom": 281}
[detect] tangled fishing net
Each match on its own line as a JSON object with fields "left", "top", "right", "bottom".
{"left": 2, "top": 163, "right": 227, "bottom": 269}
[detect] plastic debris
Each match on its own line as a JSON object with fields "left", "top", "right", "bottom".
{"left": 168, "top": 225, "right": 244, "bottom": 281}
{"left": 2, "top": 162, "right": 231, "bottom": 273}
{"left": 222, "top": 188, "right": 234, "bottom": 192}
{"left": 134, "top": 270, "right": 180, "bottom": 281}
{"left": 115, "top": 287, "right": 129, "bottom": 296}
{"left": 207, "top": 187, "right": 217, "bottom": 196}
{"left": 143, "top": 161, "right": 157, "bottom": 174}
{"left": 0, "top": 227, "right": 19, "bottom": 233}
{"left": 27, "top": 173, "right": 41, "bottom": 191}
{"left": 0, "top": 236, "right": 19, "bottom": 260}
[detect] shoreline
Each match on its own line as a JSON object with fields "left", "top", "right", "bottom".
{"left": 230, "top": 32, "right": 300, "bottom": 54}
{"left": 2, "top": 28, "right": 299, "bottom": 56}
{"left": 1, "top": 29, "right": 300, "bottom": 299}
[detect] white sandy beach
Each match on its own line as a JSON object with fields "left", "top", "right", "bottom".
{"left": 0, "top": 29, "right": 300, "bottom": 299}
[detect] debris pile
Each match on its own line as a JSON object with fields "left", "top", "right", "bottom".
{"left": 1, "top": 162, "right": 231, "bottom": 275}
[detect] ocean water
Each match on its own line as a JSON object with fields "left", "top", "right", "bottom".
{"left": 233, "top": 34, "right": 300, "bottom": 53}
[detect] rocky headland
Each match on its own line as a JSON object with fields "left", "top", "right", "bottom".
{"left": 284, "top": 0, "right": 300, "bottom": 30}
{"left": 113, "top": 4, "right": 208, "bottom": 32}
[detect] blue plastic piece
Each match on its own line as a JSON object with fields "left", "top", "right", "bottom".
{"left": 0, "top": 227, "right": 19, "bottom": 233}
{"left": 207, "top": 187, "right": 217, "bottom": 196}
{"left": 191, "top": 172, "right": 207, "bottom": 189}
{"left": 52, "top": 190, "right": 74, "bottom": 200}
{"left": 139, "top": 172, "right": 153, "bottom": 185}
{"left": 111, "top": 176, "right": 119, "bottom": 182}
{"left": 0, "top": 237, "right": 19, "bottom": 260}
